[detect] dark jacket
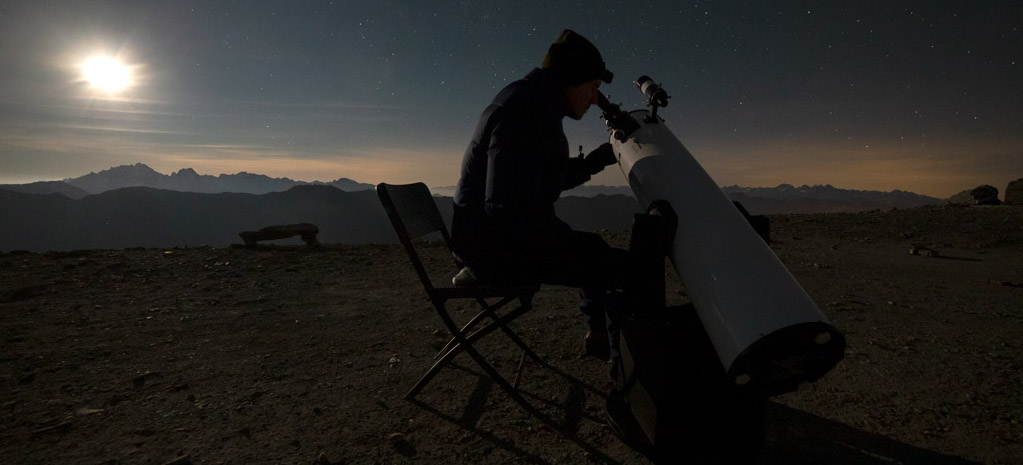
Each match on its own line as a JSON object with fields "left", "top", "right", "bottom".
{"left": 452, "top": 68, "right": 593, "bottom": 268}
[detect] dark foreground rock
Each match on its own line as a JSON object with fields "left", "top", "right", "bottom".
{"left": 949, "top": 185, "right": 1001, "bottom": 205}
{"left": 1005, "top": 178, "right": 1023, "bottom": 205}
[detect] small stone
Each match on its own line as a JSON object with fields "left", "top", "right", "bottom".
{"left": 31, "top": 420, "right": 72, "bottom": 436}
{"left": 75, "top": 407, "right": 104, "bottom": 416}
{"left": 160, "top": 455, "right": 192, "bottom": 465}
{"left": 387, "top": 432, "right": 416, "bottom": 456}
{"left": 133, "top": 371, "right": 161, "bottom": 388}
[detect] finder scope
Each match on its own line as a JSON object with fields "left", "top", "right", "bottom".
{"left": 635, "top": 75, "right": 669, "bottom": 109}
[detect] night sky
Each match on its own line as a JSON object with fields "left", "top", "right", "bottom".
{"left": 1, "top": 1, "right": 1020, "bottom": 198}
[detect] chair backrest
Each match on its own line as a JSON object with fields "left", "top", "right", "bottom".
{"left": 377, "top": 182, "right": 453, "bottom": 293}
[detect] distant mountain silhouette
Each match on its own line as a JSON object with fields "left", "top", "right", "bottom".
{"left": 0, "top": 181, "right": 91, "bottom": 199}
{"left": 721, "top": 184, "right": 943, "bottom": 214}
{"left": 5, "top": 164, "right": 945, "bottom": 215}
{"left": 562, "top": 185, "right": 636, "bottom": 198}
{"left": 1, "top": 165, "right": 950, "bottom": 251}
{"left": 61, "top": 163, "right": 374, "bottom": 195}
{"left": 434, "top": 183, "right": 942, "bottom": 214}
{"left": 555, "top": 194, "right": 643, "bottom": 231}
{"left": 0, "top": 186, "right": 391, "bottom": 251}
{"left": 0, "top": 185, "right": 642, "bottom": 252}
{"left": 430, "top": 184, "right": 634, "bottom": 198}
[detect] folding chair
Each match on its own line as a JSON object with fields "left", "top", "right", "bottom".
{"left": 376, "top": 182, "right": 544, "bottom": 407}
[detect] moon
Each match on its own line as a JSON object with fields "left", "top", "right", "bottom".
{"left": 80, "top": 56, "right": 133, "bottom": 93}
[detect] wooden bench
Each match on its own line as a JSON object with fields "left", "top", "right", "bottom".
{"left": 239, "top": 223, "right": 319, "bottom": 247}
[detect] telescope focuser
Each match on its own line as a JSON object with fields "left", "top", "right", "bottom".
{"left": 597, "top": 92, "right": 641, "bottom": 142}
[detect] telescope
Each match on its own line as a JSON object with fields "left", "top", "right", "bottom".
{"left": 599, "top": 76, "right": 845, "bottom": 395}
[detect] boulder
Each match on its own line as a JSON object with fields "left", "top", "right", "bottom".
{"left": 1005, "top": 178, "right": 1023, "bottom": 205}
{"left": 948, "top": 185, "right": 1001, "bottom": 206}
{"left": 239, "top": 223, "right": 319, "bottom": 246}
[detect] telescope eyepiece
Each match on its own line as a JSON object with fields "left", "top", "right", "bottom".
{"left": 635, "top": 75, "right": 669, "bottom": 108}
{"left": 597, "top": 91, "right": 641, "bottom": 141}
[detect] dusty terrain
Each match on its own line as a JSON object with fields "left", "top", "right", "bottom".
{"left": 1, "top": 205, "right": 1021, "bottom": 464}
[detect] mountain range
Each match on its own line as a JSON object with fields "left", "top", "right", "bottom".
{"left": 720, "top": 184, "right": 942, "bottom": 214}
{"left": 2, "top": 163, "right": 944, "bottom": 211}
{"left": 0, "top": 163, "right": 374, "bottom": 199}
{"left": 436, "top": 183, "right": 944, "bottom": 214}
{"left": 0, "top": 164, "right": 949, "bottom": 251}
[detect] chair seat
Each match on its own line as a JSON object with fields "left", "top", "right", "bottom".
{"left": 436, "top": 272, "right": 539, "bottom": 300}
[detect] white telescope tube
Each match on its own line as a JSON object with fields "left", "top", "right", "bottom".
{"left": 613, "top": 110, "right": 844, "bottom": 394}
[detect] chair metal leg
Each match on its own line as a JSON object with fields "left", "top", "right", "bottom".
{"left": 494, "top": 321, "right": 545, "bottom": 364}
{"left": 432, "top": 294, "right": 544, "bottom": 366}
{"left": 434, "top": 295, "right": 518, "bottom": 360}
{"left": 502, "top": 295, "right": 544, "bottom": 365}
{"left": 472, "top": 295, "right": 544, "bottom": 365}
{"left": 406, "top": 300, "right": 535, "bottom": 400}
{"left": 513, "top": 350, "right": 527, "bottom": 389}
{"left": 407, "top": 332, "right": 526, "bottom": 405}
{"left": 460, "top": 342, "right": 531, "bottom": 407}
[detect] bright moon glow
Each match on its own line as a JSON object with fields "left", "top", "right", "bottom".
{"left": 80, "top": 56, "right": 132, "bottom": 93}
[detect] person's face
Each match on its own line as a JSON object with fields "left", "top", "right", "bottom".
{"left": 563, "top": 79, "right": 602, "bottom": 120}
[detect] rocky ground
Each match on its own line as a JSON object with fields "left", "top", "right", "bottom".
{"left": 1, "top": 205, "right": 1021, "bottom": 464}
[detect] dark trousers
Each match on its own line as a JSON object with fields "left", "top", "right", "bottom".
{"left": 483, "top": 230, "right": 633, "bottom": 359}
{"left": 465, "top": 206, "right": 675, "bottom": 364}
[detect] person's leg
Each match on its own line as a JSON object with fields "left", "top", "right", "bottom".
{"left": 519, "top": 231, "right": 631, "bottom": 364}
{"left": 579, "top": 286, "right": 609, "bottom": 358}
{"left": 579, "top": 285, "right": 628, "bottom": 363}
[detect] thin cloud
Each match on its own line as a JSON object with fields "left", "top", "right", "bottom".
{"left": 147, "top": 145, "right": 463, "bottom": 185}
{"left": 225, "top": 99, "right": 411, "bottom": 112}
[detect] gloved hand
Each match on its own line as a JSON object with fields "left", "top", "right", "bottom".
{"left": 583, "top": 142, "right": 617, "bottom": 174}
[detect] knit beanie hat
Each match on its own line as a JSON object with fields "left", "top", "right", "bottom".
{"left": 542, "top": 29, "right": 613, "bottom": 86}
